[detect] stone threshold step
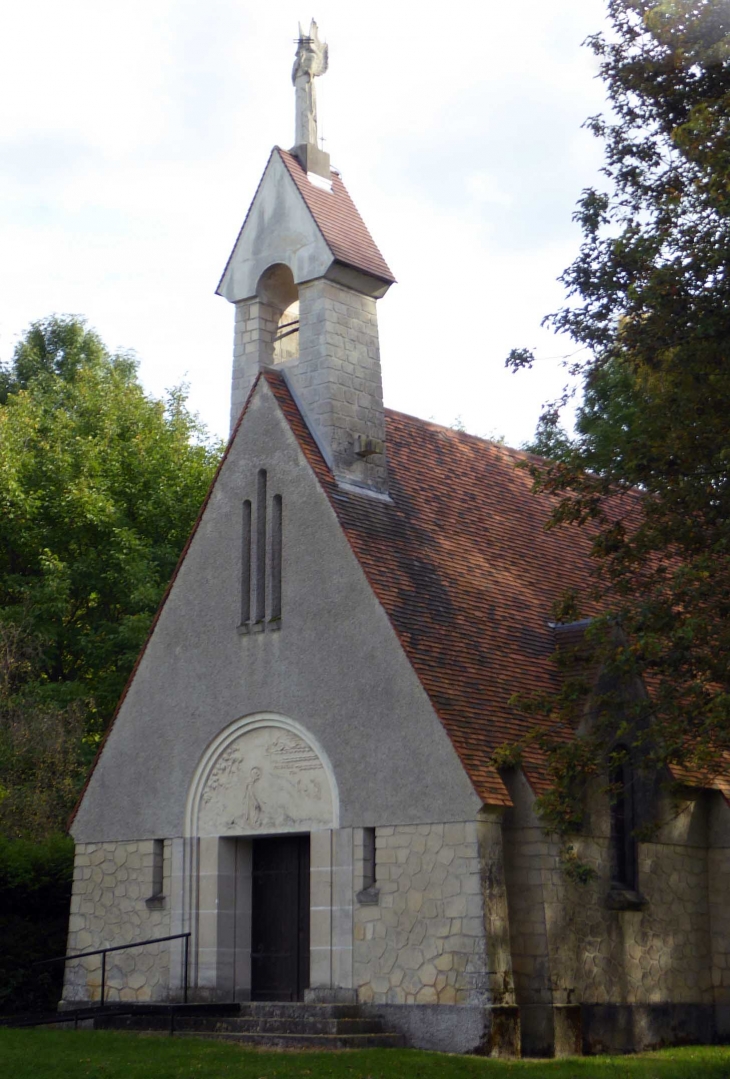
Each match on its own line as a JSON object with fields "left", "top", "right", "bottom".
{"left": 242, "top": 1002, "right": 363, "bottom": 1012}
{"left": 98, "top": 1016, "right": 384, "bottom": 1035}
{"left": 172, "top": 1031, "right": 404, "bottom": 1050}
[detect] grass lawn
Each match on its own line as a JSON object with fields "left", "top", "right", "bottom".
{"left": 2, "top": 1030, "right": 730, "bottom": 1079}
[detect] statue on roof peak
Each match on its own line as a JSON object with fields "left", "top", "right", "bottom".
{"left": 292, "top": 19, "right": 328, "bottom": 148}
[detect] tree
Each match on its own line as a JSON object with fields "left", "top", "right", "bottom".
{"left": 507, "top": 0, "right": 730, "bottom": 831}
{"left": 0, "top": 622, "right": 86, "bottom": 840}
{"left": 0, "top": 316, "right": 222, "bottom": 736}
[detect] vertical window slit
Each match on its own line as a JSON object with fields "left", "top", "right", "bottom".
{"left": 255, "top": 470, "right": 267, "bottom": 622}
{"left": 241, "top": 500, "right": 252, "bottom": 625}
{"left": 271, "top": 494, "right": 282, "bottom": 621}
{"left": 610, "top": 748, "right": 637, "bottom": 891}
{"left": 363, "top": 828, "right": 376, "bottom": 890}
{"left": 151, "top": 839, "right": 164, "bottom": 898}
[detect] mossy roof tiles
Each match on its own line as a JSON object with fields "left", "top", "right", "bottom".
{"left": 264, "top": 369, "right": 600, "bottom": 806}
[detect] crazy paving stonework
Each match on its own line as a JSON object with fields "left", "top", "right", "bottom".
{"left": 505, "top": 824, "right": 717, "bottom": 1009}
{"left": 354, "top": 821, "right": 514, "bottom": 1007}
{"left": 62, "top": 841, "right": 171, "bottom": 1004}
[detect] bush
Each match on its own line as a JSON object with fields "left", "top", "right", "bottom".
{"left": 0, "top": 834, "right": 74, "bottom": 1014}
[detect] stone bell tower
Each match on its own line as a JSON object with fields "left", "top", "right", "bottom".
{"left": 216, "top": 21, "right": 395, "bottom": 493}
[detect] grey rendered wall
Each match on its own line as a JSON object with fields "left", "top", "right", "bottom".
{"left": 72, "top": 378, "right": 481, "bottom": 842}
{"left": 218, "top": 151, "right": 332, "bottom": 303}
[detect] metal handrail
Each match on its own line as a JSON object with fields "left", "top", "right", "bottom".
{"left": 1, "top": 1005, "right": 139, "bottom": 1030}
{"left": 35, "top": 931, "right": 191, "bottom": 1007}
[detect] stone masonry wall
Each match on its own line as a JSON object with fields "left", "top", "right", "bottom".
{"left": 708, "top": 792, "right": 730, "bottom": 1033}
{"left": 292, "top": 278, "right": 386, "bottom": 491}
{"left": 354, "top": 821, "right": 514, "bottom": 1007}
{"left": 62, "top": 840, "right": 172, "bottom": 1005}
{"left": 230, "top": 299, "right": 279, "bottom": 433}
{"left": 503, "top": 778, "right": 717, "bottom": 1011}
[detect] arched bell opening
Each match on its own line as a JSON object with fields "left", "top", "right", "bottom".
{"left": 256, "top": 264, "right": 300, "bottom": 364}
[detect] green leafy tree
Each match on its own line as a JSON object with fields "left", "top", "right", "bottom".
{"left": 0, "top": 316, "right": 222, "bottom": 735}
{"left": 0, "top": 623, "right": 86, "bottom": 840}
{"left": 507, "top": 0, "right": 730, "bottom": 831}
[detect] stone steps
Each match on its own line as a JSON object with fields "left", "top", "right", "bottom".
{"left": 97, "top": 1014, "right": 384, "bottom": 1035}
{"left": 94, "top": 1002, "right": 404, "bottom": 1050}
{"left": 174, "top": 1031, "right": 404, "bottom": 1050}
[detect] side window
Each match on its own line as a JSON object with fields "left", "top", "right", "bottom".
{"left": 241, "top": 500, "right": 252, "bottom": 625}
{"left": 610, "top": 747, "right": 637, "bottom": 891}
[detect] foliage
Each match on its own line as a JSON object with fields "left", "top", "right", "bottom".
{"left": 506, "top": 0, "right": 730, "bottom": 834}
{"left": 449, "top": 415, "right": 506, "bottom": 444}
{"left": 0, "top": 835, "right": 73, "bottom": 1014}
{"left": 0, "top": 623, "right": 87, "bottom": 841}
{"left": 0, "top": 316, "right": 222, "bottom": 734}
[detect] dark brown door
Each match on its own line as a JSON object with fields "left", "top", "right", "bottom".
{"left": 251, "top": 835, "right": 310, "bottom": 1001}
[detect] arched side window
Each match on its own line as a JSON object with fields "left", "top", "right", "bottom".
{"left": 610, "top": 747, "right": 637, "bottom": 891}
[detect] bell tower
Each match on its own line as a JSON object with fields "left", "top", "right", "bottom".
{"left": 216, "top": 22, "right": 395, "bottom": 494}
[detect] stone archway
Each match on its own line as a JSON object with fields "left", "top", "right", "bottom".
{"left": 183, "top": 715, "right": 340, "bottom": 1001}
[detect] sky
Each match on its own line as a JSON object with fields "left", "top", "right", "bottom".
{"left": 0, "top": 0, "right": 610, "bottom": 448}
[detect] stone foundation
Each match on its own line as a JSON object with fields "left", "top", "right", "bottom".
{"left": 361, "top": 1002, "right": 520, "bottom": 1056}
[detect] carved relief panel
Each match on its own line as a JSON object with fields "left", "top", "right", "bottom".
{"left": 198, "top": 725, "right": 333, "bottom": 836}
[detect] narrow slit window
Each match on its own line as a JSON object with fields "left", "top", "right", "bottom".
{"left": 241, "top": 500, "right": 252, "bottom": 624}
{"left": 271, "top": 495, "right": 282, "bottom": 621}
{"left": 363, "top": 827, "right": 376, "bottom": 891}
{"left": 610, "top": 748, "right": 637, "bottom": 891}
{"left": 151, "top": 839, "right": 164, "bottom": 898}
{"left": 255, "top": 470, "right": 267, "bottom": 622}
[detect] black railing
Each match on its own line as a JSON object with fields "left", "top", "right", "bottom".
{"left": 36, "top": 932, "right": 191, "bottom": 1007}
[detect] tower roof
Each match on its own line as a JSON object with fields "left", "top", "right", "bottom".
{"left": 278, "top": 149, "right": 395, "bottom": 286}
{"left": 216, "top": 148, "right": 394, "bottom": 303}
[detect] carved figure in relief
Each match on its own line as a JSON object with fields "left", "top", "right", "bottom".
{"left": 197, "top": 725, "right": 333, "bottom": 837}
{"left": 292, "top": 19, "right": 328, "bottom": 148}
{"left": 242, "top": 766, "right": 263, "bottom": 827}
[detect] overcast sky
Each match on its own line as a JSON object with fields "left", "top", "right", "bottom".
{"left": 1, "top": 0, "right": 609, "bottom": 447}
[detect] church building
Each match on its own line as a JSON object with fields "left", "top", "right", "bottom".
{"left": 63, "top": 24, "right": 730, "bottom": 1057}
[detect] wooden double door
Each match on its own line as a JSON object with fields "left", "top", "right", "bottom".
{"left": 250, "top": 835, "right": 310, "bottom": 1001}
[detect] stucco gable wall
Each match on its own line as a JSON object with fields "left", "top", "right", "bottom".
{"left": 72, "top": 379, "right": 481, "bottom": 842}
{"left": 218, "top": 151, "right": 333, "bottom": 302}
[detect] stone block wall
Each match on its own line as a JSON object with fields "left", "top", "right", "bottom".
{"left": 354, "top": 821, "right": 513, "bottom": 1007}
{"left": 62, "top": 840, "right": 172, "bottom": 1005}
{"left": 230, "top": 299, "right": 280, "bottom": 432}
{"left": 547, "top": 835, "right": 712, "bottom": 1006}
{"left": 503, "top": 779, "right": 719, "bottom": 1014}
{"left": 708, "top": 792, "right": 730, "bottom": 1033}
{"left": 293, "top": 278, "right": 386, "bottom": 491}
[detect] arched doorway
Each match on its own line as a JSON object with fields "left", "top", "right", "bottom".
{"left": 184, "top": 715, "right": 338, "bottom": 1001}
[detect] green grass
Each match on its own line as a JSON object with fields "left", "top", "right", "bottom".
{"left": 2, "top": 1030, "right": 730, "bottom": 1079}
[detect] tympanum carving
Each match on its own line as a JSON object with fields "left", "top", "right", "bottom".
{"left": 198, "top": 726, "right": 333, "bottom": 835}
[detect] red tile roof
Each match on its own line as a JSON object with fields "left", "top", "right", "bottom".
{"left": 71, "top": 367, "right": 721, "bottom": 828}
{"left": 277, "top": 149, "right": 395, "bottom": 286}
{"left": 263, "top": 370, "right": 600, "bottom": 806}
